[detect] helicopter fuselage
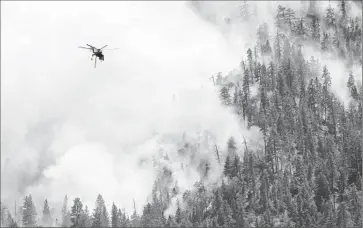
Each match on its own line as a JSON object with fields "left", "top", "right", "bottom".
{"left": 92, "top": 49, "right": 104, "bottom": 61}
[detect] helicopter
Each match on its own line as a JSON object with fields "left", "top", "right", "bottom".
{"left": 78, "top": 44, "right": 119, "bottom": 68}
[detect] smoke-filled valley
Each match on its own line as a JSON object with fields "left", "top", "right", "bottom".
{"left": 1, "top": 1, "right": 362, "bottom": 227}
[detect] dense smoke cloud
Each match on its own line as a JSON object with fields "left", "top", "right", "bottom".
{"left": 1, "top": 1, "right": 249, "bottom": 216}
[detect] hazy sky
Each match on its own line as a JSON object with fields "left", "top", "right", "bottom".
{"left": 1, "top": 0, "right": 361, "bottom": 218}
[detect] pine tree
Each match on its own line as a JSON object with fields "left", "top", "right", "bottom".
{"left": 6, "top": 211, "right": 18, "bottom": 228}
{"left": 325, "top": 4, "right": 336, "bottom": 28}
{"left": 282, "top": 38, "right": 291, "bottom": 62}
{"left": 231, "top": 154, "right": 241, "bottom": 178}
{"left": 259, "top": 172, "right": 269, "bottom": 213}
{"left": 332, "top": 26, "right": 341, "bottom": 50}
{"left": 61, "top": 195, "right": 72, "bottom": 227}
{"left": 1, "top": 204, "right": 7, "bottom": 227}
{"left": 166, "top": 215, "right": 174, "bottom": 227}
{"left": 111, "top": 203, "right": 118, "bottom": 227}
{"left": 22, "top": 195, "right": 37, "bottom": 227}
{"left": 42, "top": 199, "right": 52, "bottom": 227}
{"left": 264, "top": 40, "right": 272, "bottom": 55}
{"left": 140, "top": 203, "right": 152, "bottom": 227}
{"left": 274, "top": 32, "right": 282, "bottom": 62}
{"left": 321, "top": 33, "right": 330, "bottom": 52}
{"left": 291, "top": 156, "right": 306, "bottom": 197}
{"left": 0, "top": 206, "right": 17, "bottom": 228}
{"left": 242, "top": 68, "right": 252, "bottom": 125}
{"left": 101, "top": 205, "right": 110, "bottom": 227}
{"left": 322, "top": 65, "right": 332, "bottom": 121}
{"left": 81, "top": 206, "right": 91, "bottom": 227}
{"left": 92, "top": 194, "right": 109, "bottom": 227}
{"left": 284, "top": 58, "right": 294, "bottom": 92}
{"left": 224, "top": 155, "right": 232, "bottom": 178}
{"left": 275, "top": 5, "right": 286, "bottom": 30}
{"left": 319, "top": 200, "right": 336, "bottom": 227}
{"left": 175, "top": 200, "right": 181, "bottom": 224}
{"left": 239, "top": 1, "right": 250, "bottom": 22}
{"left": 131, "top": 200, "right": 140, "bottom": 227}
{"left": 233, "top": 86, "right": 239, "bottom": 106}
{"left": 227, "top": 137, "right": 237, "bottom": 154}
{"left": 296, "top": 17, "right": 307, "bottom": 40}
{"left": 348, "top": 184, "right": 362, "bottom": 227}
{"left": 314, "top": 172, "right": 330, "bottom": 212}
{"left": 347, "top": 72, "right": 359, "bottom": 99}
{"left": 70, "top": 197, "right": 84, "bottom": 227}
{"left": 116, "top": 209, "right": 122, "bottom": 227}
{"left": 123, "top": 210, "right": 130, "bottom": 228}
{"left": 285, "top": 8, "right": 296, "bottom": 31}
{"left": 297, "top": 181, "right": 318, "bottom": 226}
{"left": 340, "top": 0, "right": 347, "bottom": 21}
{"left": 236, "top": 189, "right": 246, "bottom": 227}
{"left": 247, "top": 48, "right": 254, "bottom": 81}
{"left": 311, "top": 16, "right": 321, "bottom": 42}
{"left": 220, "top": 87, "right": 232, "bottom": 106}
{"left": 336, "top": 201, "right": 354, "bottom": 227}
{"left": 257, "top": 23, "right": 269, "bottom": 53}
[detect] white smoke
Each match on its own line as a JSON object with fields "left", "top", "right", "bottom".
{"left": 1, "top": 1, "right": 251, "bottom": 216}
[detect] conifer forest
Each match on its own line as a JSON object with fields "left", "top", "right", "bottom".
{"left": 1, "top": 1, "right": 362, "bottom": 227}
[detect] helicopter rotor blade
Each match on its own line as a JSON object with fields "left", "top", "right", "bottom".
{"left": 87, "top": 44, "right": 96, "bottom": 49}
{"left": 79, "top": 46, "right": 92, "bottom": 50}
{"left": 100, "top": 45, "right": 108, "bottom": 50}
{"left": 103, "top": 48, "right": 120, "bottom": 51}
{"left": 94, "top": 57, "right": 97, "bottom": 68}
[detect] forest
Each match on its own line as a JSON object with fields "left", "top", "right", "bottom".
{"left": 1, "top": 1, "right": 362, "bottom": 227}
